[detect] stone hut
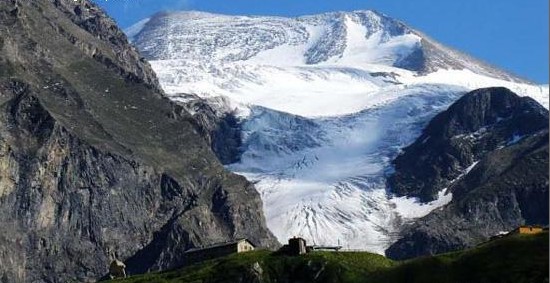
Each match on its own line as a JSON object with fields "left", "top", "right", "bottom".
{"left": 108, "top": 259, "right": 126, "bottom": 279}
{"left": 288, "top": 237, "right": 307, "bottom": 255}
{"left": 106, "top": 248, "right": 127, "bottom": 279}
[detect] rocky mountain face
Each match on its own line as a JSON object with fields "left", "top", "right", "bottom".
{"left": 386, "top": 87, "right": 549, "bottom": 259}
{"left": 389, "top": 87, "right": 548, "bottom": 202}
{"left": 50, "top": 0, "right": 162, "bottom": 92}
{"left": 0, "top": 1, "right": 277, "bottom": 282}
{"left": 170, "top": 94, "right": 243, "bottom": 165}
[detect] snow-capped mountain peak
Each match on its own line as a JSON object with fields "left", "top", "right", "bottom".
{"left": 129, "top": 10, "right": 530, "bottom": 82}
{"left": 126, "top": 10, "right": 548, "bottom": 253}
{"left": 129, "top": 10, "right": 416, "bottom": 67}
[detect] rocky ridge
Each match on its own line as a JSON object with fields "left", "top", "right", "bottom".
{"left": 386, "top": 87, "right": 549, "bottom": 259}
{"left": 0, "top": 1, "right": 277, "bottom": 282}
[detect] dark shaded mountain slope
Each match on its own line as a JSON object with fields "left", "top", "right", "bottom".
{"left": 386, "top": 87, "right": 548, "bottom": 259}
{"left": 0, "top": 1, "right": 277, "bottom": 282}
{"left": 389, "top": 87, "right": 548, "bottom": 202}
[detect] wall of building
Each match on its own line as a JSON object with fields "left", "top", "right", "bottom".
{"left": 237, "top": 241, "right": 255, "bottom": 252}
{"left": 288, "top": 238, "right": 307, "bottom": 255}
{"left": 184, "top": 243, "right": 237, "bottom": 264}
{"left": 518, "top": 227, "right": 543, "bottom": 234}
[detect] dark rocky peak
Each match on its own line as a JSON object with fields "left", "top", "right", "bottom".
{"left": 52, "top": 0, "right": 123, "bottom": 40}
{"left": 17, "top": 0, "right": 162, "bottom": 92}
{"left": 385, "top": 87, "right": 548, "bottom": 260}
{"left": 426, "top": 87, "right": 547, "bottom": 138}
{"left": 389, "top": 87, "right": 548, "bottom": 202}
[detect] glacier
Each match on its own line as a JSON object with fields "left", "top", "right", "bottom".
{"left": 127, "top": 10, "right": 549, "bottom": 253}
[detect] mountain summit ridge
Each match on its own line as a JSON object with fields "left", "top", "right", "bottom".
{"left": 128, "top": 9, "right": 529, "bottom": 83}
{"left": 127, "top": 9, "right": 546, "bottom": 118}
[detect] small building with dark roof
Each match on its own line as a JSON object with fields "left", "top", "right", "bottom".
{"left": 183, "top": 238, "right": 255, "bottom": 264}
{"left": 278, "top": 237, "right": 309, "bottom": 256}
{"left": 288, "top": 237, "right": 307, "bottom": 255}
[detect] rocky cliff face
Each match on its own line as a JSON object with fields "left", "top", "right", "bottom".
{"left": 50, "top": 0, "right": 162, "bottom": 92}
{"left": 389, "top": 87, "right": 548, "bottom": 202}
{"left": 0, "top": 1, "right": 277, "bottom": 282}
{"left": 386, "top": 88, "right": 549, "bottom": 259}
{"left": 170, "top": 94, "right": 243, "bottom": 165}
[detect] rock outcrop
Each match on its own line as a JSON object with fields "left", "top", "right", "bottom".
{"left": 386, "top": 87, "right": 549, "bottom": 259}
{"left": 389, "top": 87, "right": 548, "bottom": 202}
{"left": 0, "top": 1, "right": 277, "bottom": 282}
{"left": 170, "top": 94, "right": 243, "bottom": 165}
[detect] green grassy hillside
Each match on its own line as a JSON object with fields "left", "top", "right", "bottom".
{"left": 110, "top": 232, "right": 548, "bottom": 283}
{"left": 372, "top": 232, "right": 549, "bottom": 283}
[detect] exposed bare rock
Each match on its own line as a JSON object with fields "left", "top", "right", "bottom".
{"left": 0, "top": 1, "right": 277, "bottom": 282}
{"left": 386, "top": 88, "right": 548, "bottom": 260}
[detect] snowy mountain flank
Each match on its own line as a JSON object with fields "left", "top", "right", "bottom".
{"left": 127, "top": 10, "right": 549, "bottom": 254}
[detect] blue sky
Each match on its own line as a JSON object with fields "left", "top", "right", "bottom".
{"left": 94, "top": 0, "right": 549, "bottom": 83}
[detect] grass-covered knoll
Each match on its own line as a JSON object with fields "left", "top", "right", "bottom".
{"left": 110, "top": 249, "right": 393, "bottom": 283}
{"left": 110, "top": 232, "right": 548, "bottom": 283}
{"left": 371, "top": 232, "right": 548, "bottom": 283}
